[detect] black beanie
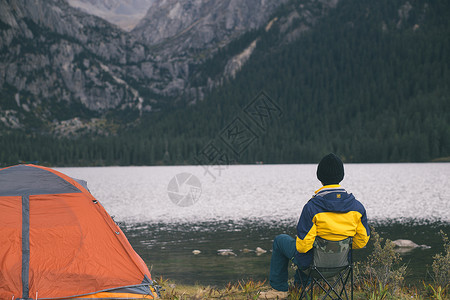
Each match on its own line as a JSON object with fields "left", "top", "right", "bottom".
{"left": 316, "top": 153, "right": 344, "bottom": 185}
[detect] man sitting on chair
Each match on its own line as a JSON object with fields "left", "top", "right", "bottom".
{"left": 260, "top": 153, "right": 370, "bottom": 299}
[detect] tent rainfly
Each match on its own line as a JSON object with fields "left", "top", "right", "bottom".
{"left": 0, "top": 164, "right": 158, "bottom": 299}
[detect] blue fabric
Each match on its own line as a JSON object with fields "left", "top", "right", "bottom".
{"left": 269, "top": 234, "right": 310, "bottom": 292}
{"left": 21, "top": 195, "right": 30, "bottom": 299}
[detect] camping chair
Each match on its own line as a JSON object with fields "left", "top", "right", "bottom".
{"left": 298, "top": 236, "right": 353, "bottom": 300}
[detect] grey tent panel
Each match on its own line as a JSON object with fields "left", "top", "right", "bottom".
{"left": 0, "top": 165, "right": 81, "bottom": 196}
{"left": 37, "top": 276, "right": 155, "bottom": 299}
{"left": 109, "top": 275, "right": 153, "bottom": 295}
{"left": 72, "top": 177, "right": 90, "bottom": 192}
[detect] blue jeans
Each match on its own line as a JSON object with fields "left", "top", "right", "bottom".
{"left": 269, "top": 234, "right": 310, "bottom": 292}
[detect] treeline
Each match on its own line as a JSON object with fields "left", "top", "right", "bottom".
{"left": 1, "top": 0, "right": 449, "bottom": 166}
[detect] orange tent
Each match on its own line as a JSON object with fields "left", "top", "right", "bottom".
{"left": 0, "top": 164, "right": 158, "bottom": 299}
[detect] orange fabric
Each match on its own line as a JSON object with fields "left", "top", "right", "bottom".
{"left": 0, "top": 196, "right": 23, "bottom": 298}
{"left": 0, "top": 165, "right": 156, "bottom": 299}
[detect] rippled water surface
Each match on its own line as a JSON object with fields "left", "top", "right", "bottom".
{"left": 58, "top": 163, "right": 450, "bottom": 285}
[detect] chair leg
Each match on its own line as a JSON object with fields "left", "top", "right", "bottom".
{"left": 339, "top": 268, "right": 351, "bottom": 300}
{"left": 351, "top": 266, "right": 353, "bottom": 300}
{"left": 298, "top": 269, "right": 312, "bottom": 300}
{"left": 298, "top": 285, "right": 306, "bottom": 299}
{"left": 321, "top": 275, "right": 345, "bottom": 300}
{"left": 313, "top": 267, "right": 353, "bottom": 300}
{"left": 298, "top": 283, "right": 312, "bottom": 299}
{"left": 340, "top": 273, "right": 349, "bottom": 299}
{"left": 334, "top": 267, "right": 353, "bottom": 300}
{"left": 298, "top": 267, "right": 354, "bottom": 300}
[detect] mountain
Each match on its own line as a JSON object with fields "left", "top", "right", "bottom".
{"left": 187, "top": 0, "right": 340, "bottom": 88}
{"left": 0, "top": 0, "right": 192, "bottom": 133}
{"left": 1, "top": 0, "right": 300, "bottom": 134}
{"left": 1, "top": 0, "right": 449, "bottom": 165}
{"left": 67, "top": 0, "right": 156, "bottom": 31}
{"left": 132, "top": 0, "right": 287, "bottom": 56}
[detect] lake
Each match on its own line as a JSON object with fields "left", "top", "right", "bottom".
{"left": 57, "top": 163, "right": 450, "bottom": 285}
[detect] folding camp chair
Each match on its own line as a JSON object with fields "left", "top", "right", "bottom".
{"left": 298, "top": 237, "right": 353, "bottom": 300}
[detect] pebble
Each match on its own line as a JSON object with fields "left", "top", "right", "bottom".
{"left": 392, "top": 239, "right": 430, "bottom": 249}
{"left": 217, "top": 249, "right": 237, "bottom": 256}
{"left": 255, "top": 247, "right": 267, "bottom": 256}
{"left": 255, "top": 247, "right": 267, "bottom": 253}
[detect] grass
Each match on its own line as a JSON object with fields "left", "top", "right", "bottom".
{"left": 155, "top": 277, "right": 447, "bottom": 299}
{"left": 156, "top": 276, "right": 265, "bottom": 299}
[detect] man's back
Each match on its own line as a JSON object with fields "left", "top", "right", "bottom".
{"left": 296, "top": 184, "right": 370, "bottom": 256}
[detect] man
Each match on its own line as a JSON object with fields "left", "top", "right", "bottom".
{"left": 260, "top": 153, "right": 370, "bottom": 299}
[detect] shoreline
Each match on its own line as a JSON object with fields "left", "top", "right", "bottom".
{"left": 156, "top": 277, "right": 447, "bottom": 299}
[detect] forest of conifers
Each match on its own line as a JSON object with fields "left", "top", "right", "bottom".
{"left": 1, "top": 0, "right": 449, "bottom": 166}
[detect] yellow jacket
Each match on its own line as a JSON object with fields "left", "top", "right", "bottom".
{"left": 295, "top": 185, "right": 370, "bottom": 264}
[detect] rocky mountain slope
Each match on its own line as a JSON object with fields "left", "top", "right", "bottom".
{"left": 67, "top": 0, "right": 155, "bottom": 31}
{"left": 0, "top": 0, "right": 187, "bottom": 131}
{"left": 132, "top": 0, "right": 287, "bottom": 57}
{"left": 0, "top": 0, "right": 340, "bottom": 134}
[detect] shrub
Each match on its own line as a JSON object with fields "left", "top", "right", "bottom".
{"left": 425, "top": 230, "right": 450, "bottom": 299}
{"left": 355, "top": 227, "right": 407, "bottom": 299}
